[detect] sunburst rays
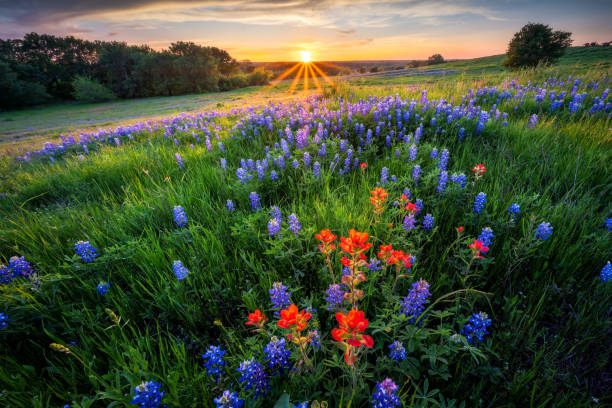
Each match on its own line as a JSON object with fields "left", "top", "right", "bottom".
{"left": 269, "top": 58, "right": 337, "bottom": 94}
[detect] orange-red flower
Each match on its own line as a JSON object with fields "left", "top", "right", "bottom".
{"left": 468, "top": 239, "right": 489, "bottom": 259}
{"left": 457, "top": 226, "right": 464, "bottom": 233}
{"left": 315, "top": 229, "right": 337, "bottom": 254}
{"left": 246, "top": 309, "right": 266, "bottom": 327}
{"left": 405, "top": 201, "right": 420, "bottom": 214}
{"left": 339, "top": 229, "right": 372, "bottom": 254}
{"left": 472, "top": 164, "right": 486, "bottom": 177}
{"left": 278, "top": 304, "right": 311, "bottom": 332}
{"left": 370, "top": 187, "right": 388, "bottom": 215}
{"left": 360, "top": 162, "right": 367, "bottom": 169}
{"left": 332, "top": 309, "right": 374, "bottom": 351}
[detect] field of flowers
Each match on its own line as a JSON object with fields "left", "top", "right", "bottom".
{"left": 0, "top": 64, "right": 611, "bottom": 407}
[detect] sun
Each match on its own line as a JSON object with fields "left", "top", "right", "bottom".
{"left": 300, "top": 51, "right": 312, "bottom": 63}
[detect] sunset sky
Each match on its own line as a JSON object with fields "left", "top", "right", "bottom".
{"left": 1, "top": 0, "right": 610, "bottom": 61}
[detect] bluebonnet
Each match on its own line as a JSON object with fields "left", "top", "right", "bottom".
{"left": 175, "top": 153, "right": 184, "bottom": 169}
{"left": 292, "top": 159, "right": 299, "bottom": 169}
{"left": 430, "top": 148, "right": 438, "bottom": 159}
{"left": 439, "top": 149, "right": 449, "bottom": 170}
{"left": 270, "top": 170, "right": 279, "bottom": 180}
{"left": 450, "top": 173, "right": 467, "bottom": 188}
{"left": 473, "top": 192, "right": 487, "bottom": 214}
{"left": 368, "top": 258, "right": 382, "bottom": 273}
{"left": 220, "top": 158, "right": 227, "bottom": 169}
{"left": 256, "top": 164, "right": 265, "bottom": 180}
{"left": 226, "top": 199, "right": 235, "bottom": 212}
{"left": 292, "top": 403, "right": 308, "bottom": 408}
{"left": 325, "top": 284, "right": 345, "bottom": 309}
{"left": 422, "top": 214, "right": 434, "bottom": 231}
{"left": 236, "top": 167, "right": 252, "bottom": 184}
{"left": 97, "top": 282, "right": 110, "bottom": 296}
{"left": 268, "top": 218, "right": 281, "bottom": 237}
{"left": 527, "top": 114, "right": 538, "bottom": 128}
{"left": 461, "top": 312, "right": 492, "bottom": 344}
{"left": 75, "top": 241, "right": 99, "bottom": 263}
{"left": 264, "top": 336, "right": 292, "bottom": 374}
{"left": 269, "top": 282, "right": 291, "bottom": 310}
{"left": 287, "top": 213, "right": 301, "bottom": 236}
{"left": 371, "top": 377, "right": 401, "bottom": 408}
{"left": 600, "top": 262, "right": 612, "bottom": 282}
{"left": 202, "top": 345, "right": 227, "bottom": 382}
{"left": 237, "top": 358, "right": 270, "bottom": 399}
{"left": 411, "top": 165, "right": 421, "bottom": 183}
{"left": 214, "top": 390, "right": 243, "bottom": 408}
{"left": 249, "top": 192, "right": 262, "bottom": 212}
{"left": 380, "top": 167, "right": 389, "bottom": 185}
{"left": 269, "top": 206, "right": 282, "bottom": 221}
{"left": 415, "top": 199, "right": 424, "bottom": 211}
{"left": 388, "top": 341, "right": 406, "bottom": 362}
{"left": 605, "top": 218, "right": 612, "bottom": 231}
{"left": 0, "top": 256, "right": 35, "bottom": 283}
{"left": 303, "top": 152, "right": 311, "bottom": 168}
{"left": 408, "top": 145, "right": 417, "bottom": 161}
{"left": 478, "top": 227, "right": 495, "bottom": 246}
{"left": 534, "top": 222, "right": 553, "bottom": 241}
{"left": 403, "top": 213, "right": 416, "bottom": 232}
{"left": 400, "top": 279, "right": 431, "bottom": 323}
{"left": 313, "top": 161, "right": 321, "bottom": 178}
{"left": 508, "top": 203, "right": 521, "bottom": 216}
{"left": 0, "top": 313, "right": 8, "bottom": 330}
{"left": 173, "top": 206, "right": 188, "bottom": 227}
{"left": 437, "top": 171, "right": 448, "bottom": 193}
{"left": 130, "top": 380, "right": 166, "bottom": 408}
{"left": 173, "top": 260, "right": 189, "bottom": 281}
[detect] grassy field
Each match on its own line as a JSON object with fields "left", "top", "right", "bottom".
{"left": 0, "top": 48, "right": 611, "bottom": 407}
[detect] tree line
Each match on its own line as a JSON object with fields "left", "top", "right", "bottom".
{"left": 0, "top": 33, "right": 271, "bottom": 109}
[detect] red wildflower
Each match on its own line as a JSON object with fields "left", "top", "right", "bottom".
{"left": 315, "top": 229, "right": 337, "bottom": 254}
{"left": 332, "top": 309, "right": 374, "bottom": 364}
{"left": 468, "top": 239, "right": 489, "bottom": 258}
{"left": 278, "top": 304, "right": 311, "bottom": 332}
{"left": 472, "top": 164, "right": 486, "bottom": 177}
{"left": 339, "top": 229, "right": 372, "bottom": 254}
{"left": 246, "top": 309, "right": 266, "bottom": 327}
{"left": 457, "top": 226, "right": 464, "bottom": 233}
{"left": 405, "top": 201, "right": 420, "bottom": 214}
{"left": 360, "top": 163, "right": 367, "bottom": 169}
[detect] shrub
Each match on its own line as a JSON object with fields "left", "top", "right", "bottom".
{"left": 72, "top": 76, "right": 116, "bottom": 103}
{"left": 427, "top": 54, "right": 445, "bottom": 65}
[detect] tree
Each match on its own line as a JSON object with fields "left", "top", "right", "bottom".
{"left": 503, "top": 23, "right": 572, "bottom": 69}
{"left": 427, "top": 54, "right": 444, "bottom": 65}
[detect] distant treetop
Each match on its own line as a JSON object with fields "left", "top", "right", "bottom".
{"left": 503, "top": 23, "right": 572, "bottom": 69}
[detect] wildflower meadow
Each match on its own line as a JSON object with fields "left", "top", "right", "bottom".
{"left": 0, "top": 58, "right": 611, "bottom": 407}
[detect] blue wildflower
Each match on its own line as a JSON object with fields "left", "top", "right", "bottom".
{"left": 380, "top": 167, "right": 389, "bottom": 185}
{"left": 605, "top": 218, "right": 612, "bottom": 231}
{"left": 508, "top": 203, "right": 521, "bottom": 216}
{"left": 461, "top": 312, "right": 492, "bottom": 344}
{"left": 268, "top": 218, "right": 281, "bottom": 237}
{"left": 368, "top": 258, "right": 382, "bottom": 273}
{"left": 371, "top": 377, "right": 401, "bottom": 408}
{"left": 237, "top": 358, "right": 270, "bottom": 399}
{"left": 478, "top": 227, "right": 495, "bottom": 246}
{"left": 75, "top": 241, "right": 99, "bottom": 263}
{"left": 430, "top": 148, "right": 438, "bottom": 159}
{"left": 270, "top": 170, "right": 279, "bottom": 180}
{"left": 411, "top": 165, "right": 421, "bottom": 183}
{"left": 422, "top": 214, "right": 434, "bottom": 231}
{"left": 130, "top": 380, "right": 166, "bottom": 408}
{"left": 600, "top": 262, "right": 612, "bottom": 282}
{"left": 220, "top": 158, "right": 227, "bottom": 169}
{"left": 0, "top": 313, "right": 8, "bottom": 330}
{"left": 175, "top": 153, "right": 184, "bottom": 169}
{"left": 400, "top": 279, "right": 431, "bottom": 324}
{"left": 403, "top": 213, "right": 416, "bottom": 232}
{"left": 313, "top": 161, "right": 321, "bottom": 178}
{"left": 264, "top": 336, "right": 292, "bottom": 374}
{"left": 202, "top": 345, "right": 227, "bottom": 382}
{"left": 236, "top": 167, "right": 252, "bottom": 184}
{"left": 249, "top": 192, "right": 262, "bottom": 212}
{"left": 534, "top": 222, "right": 553, "bottom": 241}
{"left": 173, "top": 260, "right": 189, "bottom": 281}
{"left": 0, "top": 256, "right": 35, "bottom": 283}
{"left": 527, "top": 114, "right": 538, "bottom": 128}
{"left": 214, "top": 390, "right": 243, "bottom": 408}
{"left": 450, "top": 173, "right": 467, "bottom": 188}
{"left": 226, "top": 199, "right": 235, "bottom": 212}
{"left": 303, "top": 152, "right": 311, "bottom": 168}
{"left": 437, "top": 171, "right": 448, "bottom": 193}
{"left": 388, "top": 341, "right": 406, "bottom": 362}
{"left": 97, "top": 282, "right": 110, "bottom": 296}
{"left": 269, "top": 282, "right": 291, "bottom": 310}
{"left": 408, "top": 145, "right": 417, "bottom": 161}
{"left": 473, "top": 192, "right": 487, "bottom": 214}
{"left": 325, "top": 284, "right": 345, "bottom": 310}
{"left": 287, "top": 213, "right": 301, "bottom": 236}
{"left": 173, "top": 205, "right": 188, "bottom": 227}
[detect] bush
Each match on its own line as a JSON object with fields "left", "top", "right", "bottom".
{"left": 427, "top": 54, "right": 445, "bottom": 65}
{"left": 369, "top": 66, "right": 379, "bottom": 73}
{"left": 246, "top": 70, "right": 271, "bottom": 86}
{"left": 0, "top": 61, "right": 50, "bottom": 109}
{"left": 72, "top": 76, "right": 116, "bottom": 103}
{"left": 503, "top": 23, "right": 572, "bottom": 69}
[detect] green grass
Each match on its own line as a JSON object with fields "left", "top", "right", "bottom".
{"left": 0, "top": 48, "right": 611, "bottom": 407}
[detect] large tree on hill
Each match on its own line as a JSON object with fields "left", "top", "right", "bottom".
{"left": 503, "top": 23, "right": 572, "bottom": 69}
